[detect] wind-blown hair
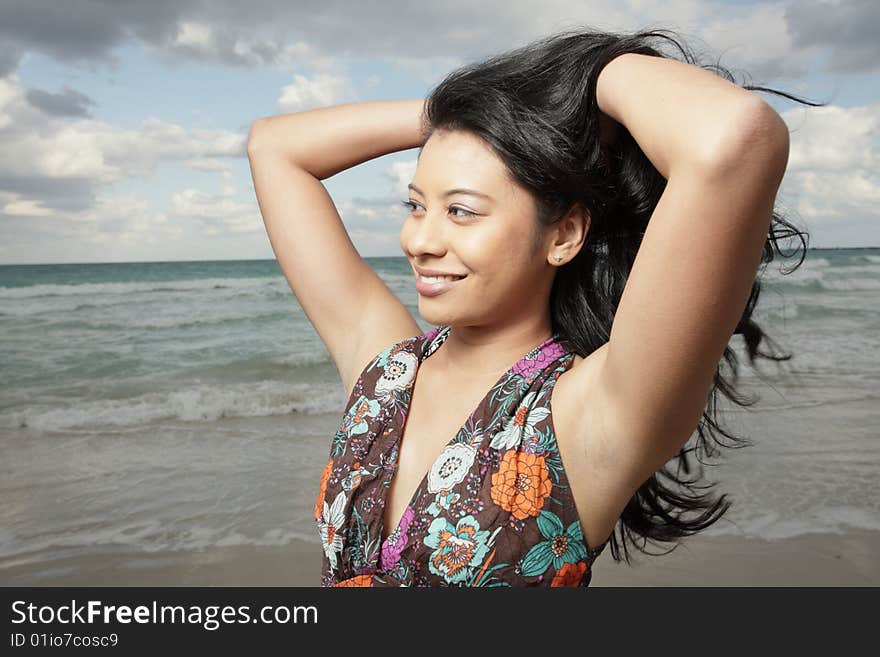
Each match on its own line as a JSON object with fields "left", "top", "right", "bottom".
{"left": 418, "top": 27, "right": 823, "bottom": 563}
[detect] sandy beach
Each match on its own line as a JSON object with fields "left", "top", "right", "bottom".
{"left": 2, "top": 529, "right": 878, "bottom": 587}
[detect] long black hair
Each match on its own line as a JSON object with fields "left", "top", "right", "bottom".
{"left": 418, "top": 26, "right": 824, "bottom": 563}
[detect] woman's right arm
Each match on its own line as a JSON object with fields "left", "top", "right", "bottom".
{"left": 246, "top": 99, "right": 426, "bottom": 398}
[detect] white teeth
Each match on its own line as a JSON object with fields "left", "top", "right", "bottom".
{"left": 420, "top": 274, "right": 463, "bottom": 283}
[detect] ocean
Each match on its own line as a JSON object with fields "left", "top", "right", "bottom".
{"left": 1, "top": 250, "right": 878, "bottom": 580}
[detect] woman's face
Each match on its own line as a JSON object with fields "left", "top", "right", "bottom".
{"left": 399, "top": 129, "right": 554, "bottom": 329}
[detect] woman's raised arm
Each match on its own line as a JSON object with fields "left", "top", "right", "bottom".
{"left": 581, "top": 53, "right": 790, "bottom": 489}
{"left": 247, "top": 100, "right": 426, "bottom": 398}
{"left": 248, "top": 99, "right": 426, "bottom": 179}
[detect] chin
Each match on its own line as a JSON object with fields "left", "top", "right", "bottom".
{"left": 417, "top": 303, "right": 458, "bottom": 327}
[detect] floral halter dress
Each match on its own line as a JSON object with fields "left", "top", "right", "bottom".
{"left": 314, "top": 324, "right": 608, "bottom": 587}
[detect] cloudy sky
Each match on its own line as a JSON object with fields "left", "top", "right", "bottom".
{"left": 0, "top": 0, "right": 877, "bottom": 265}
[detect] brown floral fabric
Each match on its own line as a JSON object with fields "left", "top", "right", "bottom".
{"left": 315, "top": 324, "right": 608, "bottom": 587}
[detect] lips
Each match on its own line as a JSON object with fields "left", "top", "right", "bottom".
{"left": 414, "top": 272, "right": 467, "bottom": 297}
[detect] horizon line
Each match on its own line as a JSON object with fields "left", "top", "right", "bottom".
{"left": 1, "top": 246, "right": 878, "bottom": 267}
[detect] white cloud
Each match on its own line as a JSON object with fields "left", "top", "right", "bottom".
{"left": 3, "top": 0, "right": 879, "bottom": 260}
{"left": 783, "top": 103, "right": 879, "bottom": 171}
{"left": 0, "top": 73, "right": 266, "bottom": 262}
{"left": 0, "top": 74, "right": 246, "bottom": 213}
{"left": 277, "top": 73, "right": 358, "bottom": 112}
{"left": 174, "top": 21, "right": 213, "bottom": 49}
{"left": 169, "top": 185, "right": 261, "bottom": 234}
{"left": 3, "top": 0, "right": 878, "bottom": 80}
{"left": 387, "top": 160, "right": 418, "bottom": 198}
{"left": 699, "top": 2, "right": 811, "bottom": 80}
{"left": 779, "top": 102, "right": 880, "bottom": 225}
{"left": 2, "top": 198, "right": 52, "bottom": 216}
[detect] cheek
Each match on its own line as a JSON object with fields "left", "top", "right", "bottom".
{"left": 467, "top": 238, "right": 532, "bottom": 289}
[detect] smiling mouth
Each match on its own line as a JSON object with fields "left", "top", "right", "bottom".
{"left": 417, "top": 274, "right": 466, "bottom": 283}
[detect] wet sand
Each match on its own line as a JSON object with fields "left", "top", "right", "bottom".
{"left": 2, "top": 529, "right": 878, "bottom": 587}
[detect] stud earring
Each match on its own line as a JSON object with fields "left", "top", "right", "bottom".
{"left": 554, "top": 254, "right": 563, "bottom": 262}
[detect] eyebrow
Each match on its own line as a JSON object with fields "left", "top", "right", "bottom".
{"left": 407, "top": 183, "right": 493, "bottom": 201}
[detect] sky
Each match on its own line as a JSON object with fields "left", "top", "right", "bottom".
{"left": 0, "top": 0, "right": 877, "bottom": 265}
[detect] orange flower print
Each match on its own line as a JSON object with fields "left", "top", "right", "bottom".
{"left": 490, "top": 449, "right": 552, "bottom": 520}
{"left": 551, "top": 561, "right": 587, "bottom": 587}
{"left": 332, "top": 574, "right": 373, "bottom": 587}
{"left": 314, "top": 459, "right": 333, "bottom": 520}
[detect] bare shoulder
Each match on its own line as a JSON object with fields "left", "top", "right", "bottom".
{"left": 550, "top": 342, "right": 652, "bottom": 548}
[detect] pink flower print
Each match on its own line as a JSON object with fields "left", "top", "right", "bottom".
{"left": 380, "top": 505, "right": 416, "bottom": 571}
{"left": 512, "top": 340, "right": 566, "bottom": 378}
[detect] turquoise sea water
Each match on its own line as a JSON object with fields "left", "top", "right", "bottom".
{"left": 1, "top": 249, "right": 878, "bottom": 575}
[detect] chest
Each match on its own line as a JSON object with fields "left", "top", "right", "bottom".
{"left": 380, "top": 374, "right": 495, "bottom": 544}
{"left": 378, "top": 361, "right": 609, "bottom": 550}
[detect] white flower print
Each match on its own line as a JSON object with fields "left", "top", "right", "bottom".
{"left": 317, "top": 490, "right": 347, "bottom": 572}
{"left": 489, "top": 391, "right": 550, "bottom": 451}
{"left": 375, "top": 351, "right": 418, "bottom": 395}
{"left": 427, "top": 442, "right": 477, "bottom": 493}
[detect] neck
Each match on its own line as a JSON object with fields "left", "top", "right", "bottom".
{"left": 436, "top": 320, "right": 553, "bottom": 378}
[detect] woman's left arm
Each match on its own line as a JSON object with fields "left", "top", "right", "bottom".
{"left": 589, "top": 53, "right": 790, "bottom": 484}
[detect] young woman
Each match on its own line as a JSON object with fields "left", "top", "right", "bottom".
{"left": 247, "top": 28, "right": 815, "bottom": 587}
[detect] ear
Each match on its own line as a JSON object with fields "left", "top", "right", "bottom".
{"left": 562, "top": 201, "right": 590, "bottom": 243}
{"left": 547, "top": 202, "right": 590, "bottom": 265}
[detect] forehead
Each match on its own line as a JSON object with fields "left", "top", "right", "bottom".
{"left": 416, "top": 130, "right": 512, "bottom": 192}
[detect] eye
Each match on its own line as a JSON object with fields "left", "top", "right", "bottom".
{"left": 400, "top": 200, "right": 477, "bottom": 220}
{"left": 448, "top": 205, "right": 476, "bottom": 218}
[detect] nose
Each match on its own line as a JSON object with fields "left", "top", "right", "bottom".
{"left": 402, "top": 206, "right": 449, "bottom": 258}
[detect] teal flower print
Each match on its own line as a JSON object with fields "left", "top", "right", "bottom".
{"left": 520, "top": 510, "right": 588, "bottom": 577}
{"left": 424, "top": 515, "right": 491, "bottom": 584}
{"left": 426, "top": 490, "right": 461, "bottom": 517}
{"left": 340, "top": 395, "right": 381, "bottom": 438}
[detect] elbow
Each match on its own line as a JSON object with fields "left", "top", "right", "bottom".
{"left": 703, "top": 98, "right": 791, "bottom": 182}
{"left": 246, "top": 118, "right": 272, "bottom": 157}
